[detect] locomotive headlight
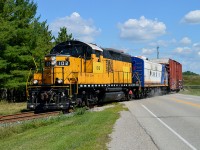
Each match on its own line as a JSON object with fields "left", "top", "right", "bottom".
{"left": 51, "top": 60, "right": 56, "bottom": 66}
{"left": 33, "top": 80, "right": 38, "bottom": 85}
{"left": 57, "top": 79, "right": 63, "bottom": 84}
{"left": 51, "top": 56, "right": 56, "bottom": 66}
{"left": 55, "top": 78, "right": 63, "bottom": 84}
{"left": 51, "top": 56, "right": 56, "bottom": 61}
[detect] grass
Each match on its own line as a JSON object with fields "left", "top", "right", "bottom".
{"left": 180, "top": 87, "right": 200, "bottom": 96}
{"left": 0, "top": 104, "right": 126, "bottom": 150}
{"left": 0, "top": 101, "right": 27, "bottom": 115}
{"left": 183, "top": 75, "right": 200, "bottom": 85}
{"left": 181, "top": 75, "right": 200, "bottom": 96}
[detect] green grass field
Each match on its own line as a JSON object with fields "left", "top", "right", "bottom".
{"left": 0, "top": 101, "right": 27, "bottom": 115}
{"left": 0, "top": 74, "right": 199, "bottom": 150}
{"left": 180, "top": 87, "right": 200, "bottom": 96}
{"left": 0, "top": 104, "right": 125, "bottom": 150}
{"left": 181, "top": 75, "right": 200, "bottom": 96}
{"left": 183, "top": 75, "right": 200, "bottom": 85}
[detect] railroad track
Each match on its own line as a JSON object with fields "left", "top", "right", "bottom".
{"left": 0, "top": 111, "right": 60, "bottom": 124}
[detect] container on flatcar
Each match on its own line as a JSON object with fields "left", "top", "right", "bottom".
{"left": 151, "top": 58, "right": 182, "bottom": 91}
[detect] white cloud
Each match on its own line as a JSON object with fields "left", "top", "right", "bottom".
{"left": 149, "top": 40, "right": 168, "bottom": 47}
{"left": 173, "top": 44, "right": 200, "bottom": 73}
{"left": 171, "top": 39, "right": 177, "bottom": 43}
{"left": 174, "top": 47, "right": 192, "bottom": 54}
{"left": 182, "top": 60, "right": 200, "bottom": 74}
{"left": 193, "top": 43, "right": 200, "bottom": 51}
{"left": 50, "top": 12, "right": 101, "bottom": 43}
{"left": 193, "top": 43, "right": 200, "bottom": 56}
{"left": 182, "top": 10, "right": 200, "bottom": 24}
{"left": 179, "top": 37, "right": 191, "bottom": 45}
{"left": 149, "top": 39, "right": 177, "bottom": 47}
{"left": 118, "top": 16, "right": 166, "bottom": 42}
{"left": 142, "top": 48, "right": 155, "bottom": 55}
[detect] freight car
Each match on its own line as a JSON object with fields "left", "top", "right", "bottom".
{"left": 151, "top": 58, "right": 183, "bottom": 92}
{"left": 26, "top": 40, "right": 182, "bottom": 111}
{"left": 131, "top": 56, "right": 169, "bottom": 98}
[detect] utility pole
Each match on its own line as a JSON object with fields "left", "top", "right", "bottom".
{"left": 157, "top": 46, "right": 159, "bottom": 59}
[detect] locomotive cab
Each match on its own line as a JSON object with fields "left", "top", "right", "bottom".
{"left": 34, "top": 40, "right": 103, "bottom": 85}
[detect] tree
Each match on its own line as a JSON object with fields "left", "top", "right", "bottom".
{"left": 30, "top": 19, "right": 54, "bottom": 67}
{"left": 183, "top": 71, "right": 199, "bottom": 76}
{"left": 0, "top": 0, "right": 53, "bottom": 101}
{"left": 54, "top": 27, "right": 73, "bottom": 44}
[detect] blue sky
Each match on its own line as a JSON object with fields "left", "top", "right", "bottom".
{"left": 34, "top": 0, "right": 200, "bottom": 74}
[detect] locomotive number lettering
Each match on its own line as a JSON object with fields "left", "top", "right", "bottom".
{"left": 57, "top": 61, "right": 70, "bottom": 66}
{"left": 96, "top": 66, "right": 100, "bottom": 70}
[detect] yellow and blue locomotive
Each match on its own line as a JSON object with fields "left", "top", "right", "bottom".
{"left": 27, "top": 40, "right": 133, "bottom": 111}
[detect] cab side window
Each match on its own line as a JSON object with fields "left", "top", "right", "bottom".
{"left": 95, "top": 51, "right": 102, "bottom": 57}
{"left": 83, "top": 46, "right": 93, "bottom": 60}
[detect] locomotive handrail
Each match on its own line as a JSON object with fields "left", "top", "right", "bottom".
{"left": 70, "top": 72, "right": 78, "bottom": 95}
{"left": 64, "top": 71, "right": 73, "bottom": 82}
{"left": 32, "top": 57, "right": 38, "bottom": 73}
{"left": 132, "top": 72, "right": 141, "bottom": 88}
{"left": 26, "top": 68, "right": 32, "bottom": 98}
{"left": 61, "top": 71, "right": 79, "bottom": 96}
{"left": 72, "top": 74, "right": 78, "bottom": 94}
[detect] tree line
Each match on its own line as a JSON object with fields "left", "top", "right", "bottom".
{"left": 183, "top": 71, "right": 199, "bottom": 76}
{"left": 0, "top": 0, "right": 73, "bottom": 102}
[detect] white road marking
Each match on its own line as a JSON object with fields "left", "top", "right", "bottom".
{"left": 141, "top": 104, "right": 197, "bottom": 150}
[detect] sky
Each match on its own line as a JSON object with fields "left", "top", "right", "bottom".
{"left": 34, "top": 0, "right": 200, "bottom": 74}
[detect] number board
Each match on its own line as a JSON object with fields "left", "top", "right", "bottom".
{"left": 57, "top": 61, "right": 70, "bottom": 66}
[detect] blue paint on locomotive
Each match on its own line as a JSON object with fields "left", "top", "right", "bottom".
{"left": 131, "top": 57, "right": 144, "bottom": 87}
{"left": 161, "top": 64, "right": 165, "bottom": 84}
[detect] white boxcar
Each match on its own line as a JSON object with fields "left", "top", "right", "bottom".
{"left": 144, "top": 59, "right": 163, "bottom": 86}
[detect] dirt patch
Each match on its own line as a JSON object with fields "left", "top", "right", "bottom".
{"left": 90, "top": 105, "right": 115, "bottom": 112}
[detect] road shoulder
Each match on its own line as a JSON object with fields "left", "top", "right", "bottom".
{"left": 107, "top": 108, "right": 158, "bottom": 150}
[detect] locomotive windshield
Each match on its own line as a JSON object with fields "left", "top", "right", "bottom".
{"left": 50, "top": 41, "right": 102, "bottom": 59}
{"left": 50, "top": 43, "right": 84, "bottom": 57}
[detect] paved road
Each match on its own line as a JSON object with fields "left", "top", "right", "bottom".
{"left": 108, "top": 94, "right": 200, "bottom": 150}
